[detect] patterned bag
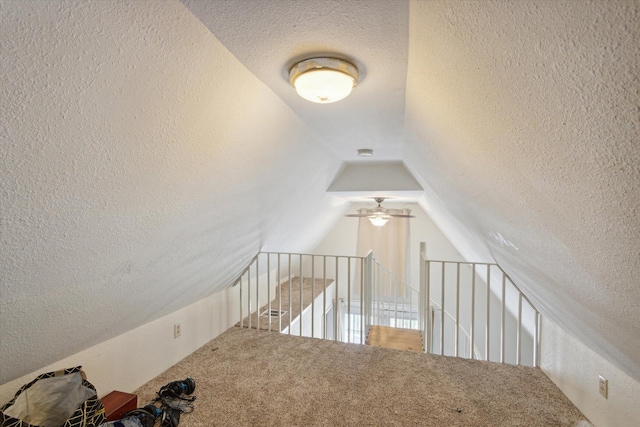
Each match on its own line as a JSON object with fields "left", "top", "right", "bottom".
{"left": 1, "top": 366, "right": 106, "bottom": 427}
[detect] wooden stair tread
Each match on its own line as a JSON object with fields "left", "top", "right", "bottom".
{"left": 366, "top": 325, "right": 422, "bottom": 352}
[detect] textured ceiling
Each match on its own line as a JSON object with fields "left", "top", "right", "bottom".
{"left": 1, "top": 0, "right": 639, "bottom": 385}
{"left": 182, "top": 0, "right": 409, "bottom": 161}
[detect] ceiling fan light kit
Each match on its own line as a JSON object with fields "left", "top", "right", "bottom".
{"left": 345, "top": 198, "right": 415, "bottom": 227}
{"left": 289, "top": 57, "right": 358, "bottom": 104}
{"left": 369, "top": 216, "right": 389, "bottom": 227}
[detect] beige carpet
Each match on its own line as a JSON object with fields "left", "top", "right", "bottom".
{"left": 135, "top": 327, "right": 589, "bottom": 426}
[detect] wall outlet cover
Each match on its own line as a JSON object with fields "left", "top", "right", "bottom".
{"left": 598, "top": 375, "right": 608, "bottom": 399}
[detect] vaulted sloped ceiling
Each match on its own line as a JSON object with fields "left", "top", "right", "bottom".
{"left": 0, "top": 0, "right": 346, "bottom": 383}
{"left": 403, "top": 1, "right": 640, "bottom": 380}
{"left": 181, "top": 0, "right": 411, "bottom": 161}
{"left": 1, "top": 0, "right": 639, "bottom": 385}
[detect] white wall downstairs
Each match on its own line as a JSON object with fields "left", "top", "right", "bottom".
{"left": 0, "top": 286, "right": 241, "bottom": 405}
{"left": 541, "top": 317, "right": 640, "bottom": 427}
{"left": 313, "top": 202, "right": 465, "bottom": 284}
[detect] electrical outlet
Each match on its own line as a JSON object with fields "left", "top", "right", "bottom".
{"left": 598, "top": 375, "right": 608, "bottom": 399}
{"left": 174, "top": 323, "right": 181, "bottom": 339}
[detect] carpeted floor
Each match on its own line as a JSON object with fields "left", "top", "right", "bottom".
{"left": 135, "top": 327, "right": 589, "bottom": 426}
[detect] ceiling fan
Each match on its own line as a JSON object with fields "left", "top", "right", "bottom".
{"left": 345, "top": 198, "right": 415, "bottom": 226}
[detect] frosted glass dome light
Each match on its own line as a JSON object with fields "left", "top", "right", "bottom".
{"left": 289, "top": 58, "right": 358, "bottom": 104}
{"left": 369, "top": 216, "right": 389, "bottom": 227}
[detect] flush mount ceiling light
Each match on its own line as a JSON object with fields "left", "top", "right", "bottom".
{"left": 357, "top": 148, "right": 374, "bottom": 157}
{"left": 289, "top": 57, "right": 358, "bottom": 104}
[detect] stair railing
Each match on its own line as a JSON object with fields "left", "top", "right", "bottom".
{"left": 428, "top": 303, "right": 481, "bottom": 360}
{"left": 234, "top": 251, "right": 421, "bottom": 345}
{"left": 234, "top": 248, "right": 539, "bottom": 367}
{"left": 234, "top": 251, "right": 371, "bottom": 344}
{"left": 420, "top": 242, "right": 541, "bottom": 367}
{"left": 369, "top": 258, "right": 421, "bottom": 331}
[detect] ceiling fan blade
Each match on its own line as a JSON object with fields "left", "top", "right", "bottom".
{"left": 344, "top": 197, "right": 415, "bottom": 220}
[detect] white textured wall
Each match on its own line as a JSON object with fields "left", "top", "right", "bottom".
{"left": 541, "top": 317, "right": 640, "bottom": 427}
{"left": 0, "top": 0, "right": 344, "bottom": 385}
{"left": 405, "top": 0, "right": 640, "bottom": 381}
{"left": 0, "top": 285, "right": 240, "bottom": 405}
